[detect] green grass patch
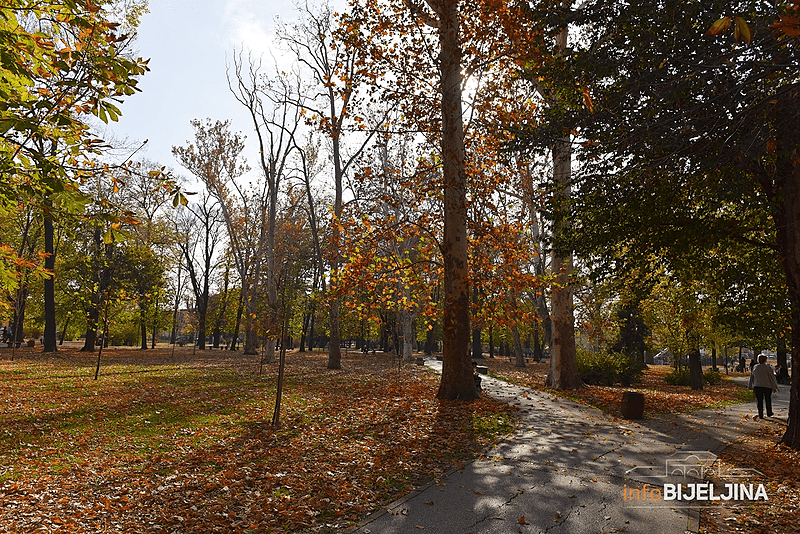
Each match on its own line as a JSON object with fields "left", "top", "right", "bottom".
{"left": 472, "top": 411, "right": 515, "bottom": 440}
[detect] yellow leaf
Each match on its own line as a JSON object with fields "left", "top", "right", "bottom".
{"left": 706, "top": 16, "right": 731, "bottom": 36}
{"left": 734, "top": 17, "right": 752, "bottom": 44}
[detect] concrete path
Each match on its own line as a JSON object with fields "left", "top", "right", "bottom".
{"left": 349, "top": 362, "right": 787, "bottom": 534}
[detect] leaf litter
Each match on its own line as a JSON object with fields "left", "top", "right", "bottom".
{"left": 0, "top": 348, "right": 514, "bottom": 533}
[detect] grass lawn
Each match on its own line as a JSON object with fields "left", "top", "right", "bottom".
{"left": 0, "top": 347, "right": 514, "bottom": 533}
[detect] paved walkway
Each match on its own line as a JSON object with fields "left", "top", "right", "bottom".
{"left": 349, "top": 362, "right": 788, "bottom": 534}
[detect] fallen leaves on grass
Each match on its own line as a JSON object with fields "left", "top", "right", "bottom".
{"left": 699, "top": 424, "right": 800, "bottom": 534}
{"left": 0, "top": 348, "right": 514, "bottom": 533}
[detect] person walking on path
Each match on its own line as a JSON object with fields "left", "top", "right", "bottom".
{"left": 749, "top": 354, "right": 779, "bottom": 419}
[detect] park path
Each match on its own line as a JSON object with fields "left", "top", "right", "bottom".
{"left": 348, "top": 361, "right": 786, "bottom": 534}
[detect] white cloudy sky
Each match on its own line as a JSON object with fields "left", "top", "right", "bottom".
{"left": 104, "top": 0, "right": 328, "bottom": 173}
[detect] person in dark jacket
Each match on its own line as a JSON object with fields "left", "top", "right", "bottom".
{"left": 749, "top": 354, "right": 779, "bottom": 419}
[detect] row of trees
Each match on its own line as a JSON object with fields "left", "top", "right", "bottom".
{"left": 1, "top": 1, "right": 798, "bottom": 445}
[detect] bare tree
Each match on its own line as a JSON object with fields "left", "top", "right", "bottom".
{"left": 226, "top": 54, "right": 303, "bottom": 360}
{"left": 172, "top": 119, "right": 268, "bottom": 354}
{"left": 173, "top": 190, "right": 224, "bottom": 350}
{"left": 276, "top": 1, "right": 386, "bottom": 369}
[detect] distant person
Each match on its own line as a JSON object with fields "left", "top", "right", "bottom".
{"left": 749, "top": 358, "right": 756, "bottom": 371}
{"left": 749, "top": 354, "right": 779, "bottom": 419}
{"left": 472, "top": 361, "right": 482, "bottom": 392}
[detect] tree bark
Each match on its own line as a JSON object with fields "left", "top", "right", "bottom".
{"left": 140, "top": 306, "right": 148, "bottom": 350}
{"left": 212, "top": 265, "right": 230, "bottom": 348}
{"left": 545, "top": 26, "right": 582, "bottom": 391}
{"left": 434, "top": 0, "right": 476, "bottom": 401}
{"left": 398, "top": 308, "right": 415, "bottom": 362}
{"left": 82, "top": 231, "right": 112, "bottom": 353}
{"left": 43, "top": 213, "right": 57, "bottom": 352}
{"left": 230, "top": 291, "right": 244, "bottom": 351}
{"left": 59, "top": 313, "right": 70, "bottom": 345}
{"left": 170, "top": 262, "right": 182, "bottom": 345}
{"left": 11, "top": 287, "right": 27, "bottom": 347}
{"left": 512, "top": 323, "right": 526, "bottom": 368}
{"left": 776, "top": 133, "right": 800, "bottom": 448}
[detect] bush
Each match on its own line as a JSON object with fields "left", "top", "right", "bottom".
{"left": 703, "top": 368, "right": 723, "bottom": 385}
{"left": 665, "top": 367, "right": 723, "bottom": 386}
{"left": 665, "top": 368, "right": 692, "bottom": 386}
{"left": 576, "top": 348, "right": 645, "bottom": 386}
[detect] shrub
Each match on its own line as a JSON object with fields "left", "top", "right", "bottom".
{"left": 576, "top": 348, "right": 644, "bottom": 386}
{"left": 665, "top": 367, "right": 723, "bottom": 386}
{"left": 703, "top": 368, "right": 723, "bottom": 385}
{"left": 664, "top": 368, "right": 692, "bottom": 386}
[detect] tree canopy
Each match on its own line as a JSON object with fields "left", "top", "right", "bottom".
{"left": 520, "top": 0, "right": 800, "bottom": 443}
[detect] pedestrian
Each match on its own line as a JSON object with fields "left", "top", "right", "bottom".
{"left": 749, "top": 354, "right": 779, "bottom": 419}
{"left": 472, "top": 361, "right": 482, "bottom": 392}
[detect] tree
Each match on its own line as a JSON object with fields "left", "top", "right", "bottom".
{"left": 545, "top": 30, "right": 583, "bottom": 390}
{"left": 277, "top": 2, "right": 386, "bottom": 369}
{"left": 226, "top": 54, "right": 308, "bottom": 360}
{"left": 117, "top": 244, "right": 166, "bottom": 349}
{"left": 0, "top": 1, "right": 149, "bottom": 295}
{"left": 527, "top": 0, "right": 800, "bottom": 442}
{"left": 173, "top": 191, "right": 224, "bottom": 350}
{"left": 370, "top": 0, "right": 473, "bottom": 399}
{"left": 340, "top": 119, "right": 448, "bottom": 363}
{"left": 172, "top": 119, "right": 270, "bottom": 354}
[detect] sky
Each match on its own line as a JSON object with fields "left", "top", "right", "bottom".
{"left": 104, "top": 0, "right": 319, "bottom": 175}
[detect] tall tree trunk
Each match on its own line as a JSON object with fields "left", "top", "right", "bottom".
{"left": 43, "top": 213, "right": 57, "bottom": 352}
{"left": 59, "top": 313, "right": 70, "bottom": 345}
{"left": 328, "top": 299, "right": 341, "bottom": 368}
{"left": 171, "top": 262, "right": 182, "bottom": 345}
{"left": 435, "top": 0, "right": 476, "bottom": 400}
{"left": 140, "top": 305, "right": 148, "bottom": 350}
{"left": 326, "top": 73, "right": 345, "bottom": 371}
{"left": 197, "top": 302, "right": 207, "bottom": 351}
{"left": 151, "top": 290, "right": 159, "bottom": 349}
{"left": 398, "top": 309, "right": 414, "bottom": 362}
{"left": 711, "top": 343, "right": 717, "bottom": 370}
{"left": 244, "top": 299, "right": 257, "bottom": 355}
{"left": 472, "top": 287, "right": 482, "bottom": 360}
{"left": 545, "top": 26, "right": 582, "bottom": 391}
{"left": 776, "top": 133, "right": 800, "bottom": 448}
{"left": 230, "top": 291, "right": 244, "bottom": 351}
{"left": 213, "top": 265, "right": 231, "bottom": 348}
{"left": 82, "top": 300, "right": 99, "bottom": 352}
{"left": 425, "top": 321, "right": 435, "bottom": 355}
{"left": 308, "top": 311, "right": 316, "bottom": 351}
{"left": 299, "top": 311, "right": 310, "bottom": 353}
{"left": 687, "top": 327, "right": 703, "bottom": 390}
{"left": 12, "top": 287, "right": 27, "bottom": 347}
{"left": 82, "top": 235, "right": 112, "bottom": 353}
{"left": 512, "top": 323, "right": 526, "bottom": 368}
